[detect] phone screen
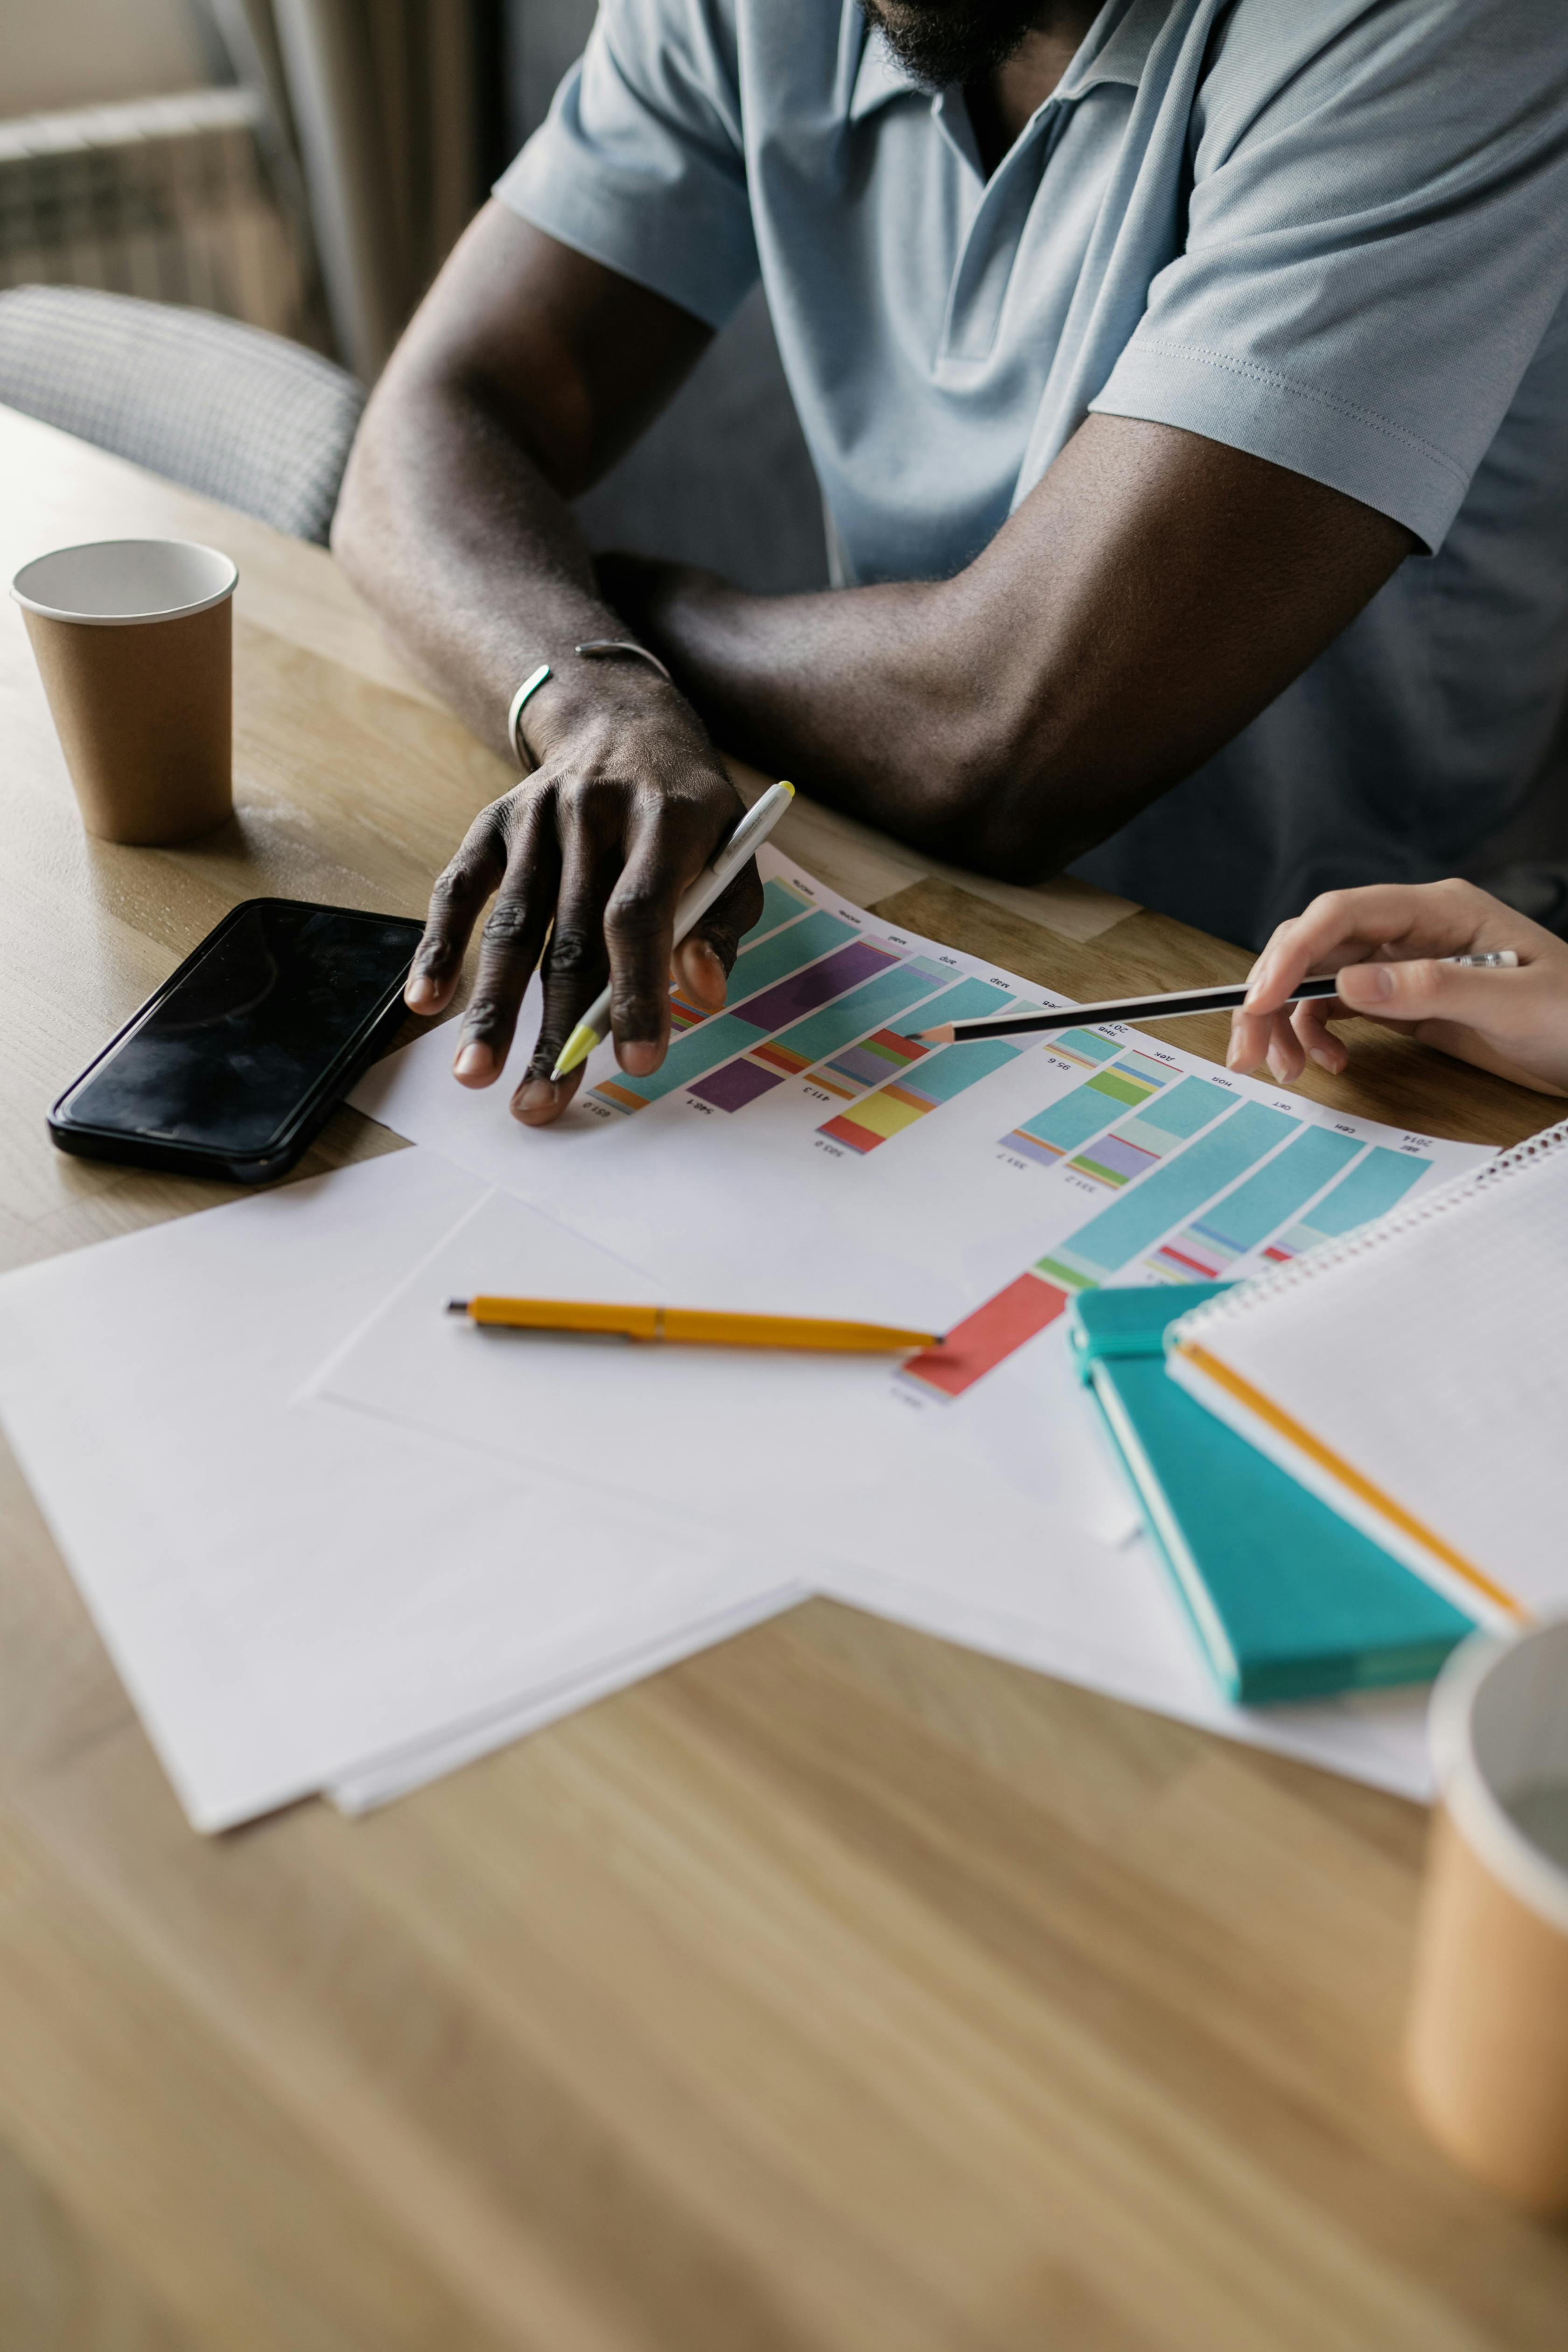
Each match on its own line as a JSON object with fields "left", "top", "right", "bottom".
{"left": 59, "top": 902, "right": 421, "bottom": 1157}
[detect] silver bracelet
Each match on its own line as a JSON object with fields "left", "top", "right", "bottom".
{"left": 507, "top": 661, "right": 553, "bottom": 775}
{"left": 506, "top": 642, "right": 672, "bottom": 777}
{"left": 574, "top": 638, "right": 673, "bottom": 683}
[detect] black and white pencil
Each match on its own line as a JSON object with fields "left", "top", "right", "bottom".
{"left": 916, "top": 958, "right": 1517, "bottom": 1045}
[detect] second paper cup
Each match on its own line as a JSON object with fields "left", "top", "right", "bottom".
{"left": 1406, "top": 1620, "right": 1568, "bottom": 2208}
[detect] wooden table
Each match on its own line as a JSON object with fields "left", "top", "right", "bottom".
{"left": 2, "top": 401, "right": 1564, "bottom": 2352}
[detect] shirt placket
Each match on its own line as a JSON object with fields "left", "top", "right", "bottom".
{"left": 932, "top": 92, "right": 1067, "bottom": 376}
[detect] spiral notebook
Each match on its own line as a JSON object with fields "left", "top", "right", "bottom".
{"left": 1166, "top": 1120, "right": 1568, "bottom": 1631}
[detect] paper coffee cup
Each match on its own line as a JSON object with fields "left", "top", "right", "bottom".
{"left": 1406, "top": 1620, "right": 1568, "bottom": 2208}
{"left": 12, "top": 539, "right": 238, "bottom": 846}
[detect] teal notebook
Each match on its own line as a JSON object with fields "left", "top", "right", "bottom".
{"left": 1067, "top": 1285, "right": 1472, "bottom": 1704}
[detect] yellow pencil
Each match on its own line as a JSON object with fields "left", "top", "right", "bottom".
{"left": 448, "top": 1297, "right": 942, "bottom": 1352}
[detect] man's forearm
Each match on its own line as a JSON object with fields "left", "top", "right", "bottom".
{"left": 616, "top": 414, "right": 1415, "bottom": 882}
{"left": 333, "top": 364, "right": 665, "bottom": 764}
{"left": 616, "top": 559, "right": 1028, "bottom": 861}
{"left": 332, "top": 203, "right": 726, "bottom": 769}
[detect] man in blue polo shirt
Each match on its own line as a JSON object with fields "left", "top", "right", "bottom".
{"left": 335, "top": 0, "right": 1568, "bottom": 1121}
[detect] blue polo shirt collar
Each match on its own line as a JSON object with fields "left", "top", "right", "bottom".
{"left": 847, "top": 0, "right": 1157, "bottom": 126}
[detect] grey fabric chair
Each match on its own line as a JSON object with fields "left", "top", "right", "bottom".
{"left": 0, "top": 284, "right": 365, "bottom": 545}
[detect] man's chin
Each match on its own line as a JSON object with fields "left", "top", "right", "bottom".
{"left": 859, "top": 0, "right": 1036, "bottom": 91}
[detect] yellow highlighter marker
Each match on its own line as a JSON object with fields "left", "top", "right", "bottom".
{"left": 551, "top": 780, "right": 796, "bottom": 1081}
{"left": 448, "top": 1296, "right": 941, "bottom": 1353}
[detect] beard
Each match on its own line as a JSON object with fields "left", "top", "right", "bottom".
{"left": 858, "top": 0, "right": 1043, "bottom": 91}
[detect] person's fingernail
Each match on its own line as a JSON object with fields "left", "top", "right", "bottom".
{"left": 406, "top": 972, "right": 439, "bottom": 1011}
{"left": 1225, "top": 1038, "right": 1245, "bottom": 1069}
{"left": 622, "top": 1040, "right": 659, "bottom": 1076}
{"left": 1308, "top": 1045, "right": 1339, "bottom": 1072}
{"left": 1341, "top": 965, "right": 1393, "bottom": 1003}
{"left": 454, "top": 1043, "right": 490, "bottom": 1080}
{"left": 513, "top": 1079, "right": 557, "bottom": 1119}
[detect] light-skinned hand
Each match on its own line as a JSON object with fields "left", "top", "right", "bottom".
{"left": 1228, "top": 878, "right": 1568, "bottom": 1099}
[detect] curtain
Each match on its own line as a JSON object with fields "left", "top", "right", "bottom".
{"left": 207, "top": 0, "right": 483, "bottom": 380}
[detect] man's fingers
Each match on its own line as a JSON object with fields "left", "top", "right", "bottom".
{"left": 514, "top": 823, "right": 616, "bottom": 1123}
{"left": 672, "top": 933, "right": 728, "bottom": 1012}
{"left": 692, "top": 859, "right": 764, "bottom": 976}
{"left": 407, "top": 799, "right": 511, "bottom": 1013}
{"left": 447, "top": 799, "right": 557, "bottom": 1085}
{"left": 671, "top": 858, "right": 765, "bottom": 1010}
{"left": 604, "top": 802, "right": 738, "bottom": 1070}
{"left": 604, "top": 863, "right": 680, "bottom": 1076}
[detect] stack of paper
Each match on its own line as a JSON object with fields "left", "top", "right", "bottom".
{"left": 0, "top": 851, "right": 1493, "bottom": 1829}
{"left": 0, "top": 1152, "right": 805, "bottom": 1827}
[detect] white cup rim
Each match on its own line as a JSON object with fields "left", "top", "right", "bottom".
{"left": 10, "top": 538, "right": 238, "bottom": 626}
{"left": 1431, "top": 1624, "right": 1568, "bottom": 1937}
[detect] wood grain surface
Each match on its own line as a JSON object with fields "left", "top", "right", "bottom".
{"left": 1, "top": 402, "right": 1564, "bottom": 2351}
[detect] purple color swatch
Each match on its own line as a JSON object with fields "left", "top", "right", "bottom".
{"left": 1078, "top": 1133, "right": 1158, "bottom": 1184}
{"left": 732, "top": 939, "right": 894, "bottom": 1036}
{"left": 689, "top": 1058, "right": 785, "bottom": 1113}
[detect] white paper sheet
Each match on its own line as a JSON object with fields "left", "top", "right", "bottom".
{"left": 306, "top": 1185, "right": 1131, "bottom": 1547}
{"left": 820, "top": 1534, "right": 1433, "bottom": 1802}
{"left": 0, "top": 1151, "right": 804, "bottom": 1829}
{"left": 309, "top": 1184, "right": 1435, "bottom": 1800}
{"left": 328, "top": 1586, "right": 806, "bottom": 1812}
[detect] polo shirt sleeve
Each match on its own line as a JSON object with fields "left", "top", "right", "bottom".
{"left": 1090, "top": 0, "right": 1568, "bottom": 553}
{"left": 495, "top": 0, "right": 756, "bottom": 330}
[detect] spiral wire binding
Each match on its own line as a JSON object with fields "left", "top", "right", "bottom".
{"left": 1171, "top": 1115, "right": 1568, "bottom": 1348}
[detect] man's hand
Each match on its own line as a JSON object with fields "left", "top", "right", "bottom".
{"left": 1229, "top": 879, "right": 1568, "bottom": 1099}
{"left": 405, "top": 678, "right": 761, "bottom": 1124}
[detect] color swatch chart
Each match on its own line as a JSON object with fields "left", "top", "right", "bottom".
{"left": 905, "top": 1043, "right": 1439, "bottom": 1400}
{"left": 590, "top": 870, "right": 1041, "bottom": 1145}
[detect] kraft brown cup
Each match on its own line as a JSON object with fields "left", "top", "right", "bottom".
{"left": 11, "top": 539, "right": 238, "bottom": 845}
{"left": 1406, "top": 1621, "right": 1568, "bottom": 2210}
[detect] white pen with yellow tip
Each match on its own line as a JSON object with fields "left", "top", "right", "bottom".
{"left": 550, "top": 779, "right": 796, "bottom": 1081}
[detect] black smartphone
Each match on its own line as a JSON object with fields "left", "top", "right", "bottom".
{"left": 49, "top": 898, "right": 426, "bottom": 1184}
